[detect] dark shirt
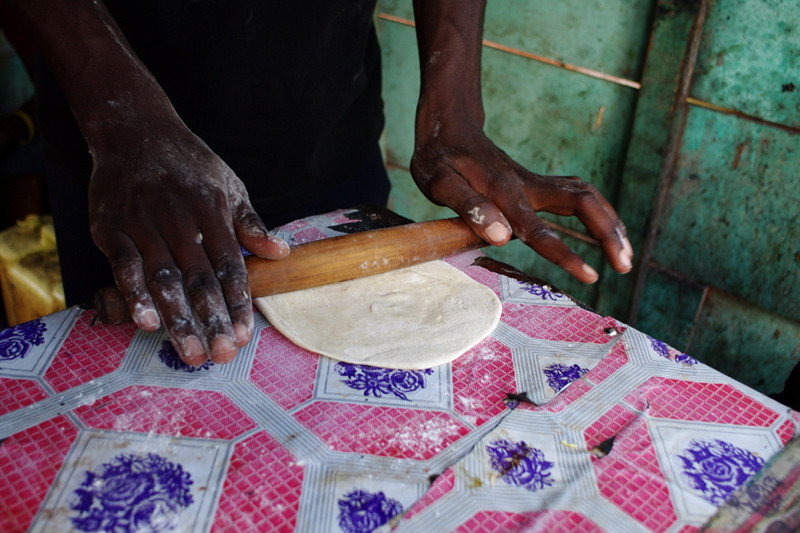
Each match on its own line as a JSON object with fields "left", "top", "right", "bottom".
{"left": 34, "top": 0, "right": 388, "bottom": 305}
{"left": 37, "top": 0, "right": 384, "bottom": 217}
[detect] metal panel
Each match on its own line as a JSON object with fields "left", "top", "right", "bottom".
{"left": 482, "top": 0, "right": 655, "bottom": 80}
{"left": 654, "top": 106, "right": 800, "bottom": 321}
{"left": 595, "top": 0, "right": 701, "bottom": 319}
{"left": 481, "top": 47, "right": 639, "bottom": 226}
{"left": 690, "top": 0, "right": 800, "bottom": 129}
{"left": 635, "top": 267, "right": 706, "bottom": 352}
{"left": 378, "top": 0, "right": 655, "bottom": 80}
{"left": 606, "top": 0, "right": 800, "bottom": 394}
{"left": 691, "top": 289, "right": 800, "bottom": 394}
{"left": 379, "top": 20, "right": 418, "bottom": 168}
{"left": 378, "top": 13, "right": 642, "bottom": 203}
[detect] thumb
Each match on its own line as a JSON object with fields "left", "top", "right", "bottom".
{"left": 233, "top": 201, "right": 290, "bottom": 260}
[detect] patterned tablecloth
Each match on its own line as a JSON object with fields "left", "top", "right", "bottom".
{"left": 1, "top": 208, "right": 797, "bottom": 533}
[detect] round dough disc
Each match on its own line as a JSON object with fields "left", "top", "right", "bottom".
{"left": 254, "top": 260, "right": 501, "bottom": 369}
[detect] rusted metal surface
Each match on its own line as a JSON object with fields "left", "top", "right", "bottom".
{"left": 595, "top": 0, "right": 705, "bottom": 320}
{"left": 690, "top": 0, "right": 800, "bottom": 131}
{"left": 655, "top": 107, "right": 800, "bottom": 321}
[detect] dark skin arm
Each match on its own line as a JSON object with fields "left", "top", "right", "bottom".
{"left": 0, "top": 8, "right": 37, "bottom": 148}
{"left": 411, "top": 0, "right": 633, "bottom": 281}
{"left": 6, "top": 0, "right": 289, "bottom": 364}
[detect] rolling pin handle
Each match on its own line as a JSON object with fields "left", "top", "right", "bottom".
{"left": 93, "top": 286, "right": 132, "bottom": 324}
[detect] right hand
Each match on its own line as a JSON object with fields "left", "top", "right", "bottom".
{"left": 88, "top": 118, "right": 289, "bottom": 365}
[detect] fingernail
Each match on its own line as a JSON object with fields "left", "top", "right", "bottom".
{"left": 618, "top": 249, "right": 632, "bottom": 271}
{"left": 134, "top": 307, "right": 160, "bottom": 330}
{"left": 211, "top": 336, "right": 237, "bottom": 362}
{"left": 485, "top": 221, "right": 511, "bottom": 243}
{"left": 268, "top": 233, "right": 289, "bottom": 248}
{"left": 582, "top": 263, "right": 599, "bottom": 282}
{"left": 233, "top": 323, "right": 251, "bottom": 346}
{"left": 267, "top": 234, "right": 290, "bottom": 257}
{"left": 183, "top": 335, "right": 206, "bottom": 361}
{"left": 622, "top": 236, "right": 634, "bottom": 259}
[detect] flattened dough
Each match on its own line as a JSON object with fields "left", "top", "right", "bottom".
{"left": 254, "top": 260, "right": 501, "bottom": 369}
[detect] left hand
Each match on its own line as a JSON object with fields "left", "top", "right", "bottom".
{"left": 411, "top": 121, "right": 633, "bottom": 284}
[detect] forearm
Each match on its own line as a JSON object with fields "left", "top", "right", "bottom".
{"left": 412, "top": 0, "right": 487, "bottom": 135}
{"left": 5, "top": 0, "right": 179, "bottom": 151}
{"left": 408, "top": 1, "right": 631, "bottom": 280}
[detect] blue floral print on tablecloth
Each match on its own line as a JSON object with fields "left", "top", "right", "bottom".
{"left": 0, "top": 318, "right": 46, "bottom": 361}
{"left": 518, "top": 281, "right": 564, "bottom": 301}
{"left": 543, "top": 362, "right": 589, "bottom": 392}
{"left": 337, "top": 489, "right": 402, "bottom": 533}
{"left": 486, "top": 438, "right": 554, "bottom": 492}
{"left": 648, "top": 336, "right": 698, "bottom": 365}
{"left": 70, "top": 452, "right": 194, "bottom": 532}
{"left": 678, "top": 439, "right": 765, "bottom": 506}
{"left": 158, "top": 340, "right": 214, "bottom": 372}
{"left": 335, "top": 362, "right": 433, "bottom": 401}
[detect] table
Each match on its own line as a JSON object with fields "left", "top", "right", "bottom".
{"left": 1, "top": 207, "right": 797, "bottom": 532}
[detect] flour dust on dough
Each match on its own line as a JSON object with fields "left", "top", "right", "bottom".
{"left": 254, "top": 260, "right": 502, "bottom": 369}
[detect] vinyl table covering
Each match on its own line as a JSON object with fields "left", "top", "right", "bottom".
{"left": 1, "top": 209, "right": 797, "bottom": 532}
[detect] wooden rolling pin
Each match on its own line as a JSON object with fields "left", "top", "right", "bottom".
{"left": 94, "top": 217, "right": 488, "bottom": 324}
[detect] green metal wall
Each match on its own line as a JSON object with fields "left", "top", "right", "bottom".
{"left": 376, "top": 0, "right": 799, "bottom": 395}
{"left": 614, "top": 0, "right": 800, "bottom": 394}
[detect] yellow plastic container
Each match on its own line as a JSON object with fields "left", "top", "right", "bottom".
{"left": 0, "top": 214, "right": 65, "bottom": 326}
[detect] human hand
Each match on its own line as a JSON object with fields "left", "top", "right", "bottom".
{"left": 410, "top": 123, "right": 633, "bottom": 283}
{"left": 3, "top": 0, "right": 287, "bottom": 364}
{"left": 88, "top": 120, "right": 289, "bottom": 365}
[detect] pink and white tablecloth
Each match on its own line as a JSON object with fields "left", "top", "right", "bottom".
{"left": 0, "top": 208, "right": 797, "bottom": 532}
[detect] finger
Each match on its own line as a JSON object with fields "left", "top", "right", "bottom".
{"left": 136, "top": 231, "right": 209, "bottom": 366}
{"left": 519, "top": 215, "right": 600, "bottom": 283}
{"left": 91, "top": 229, "right": 161, "bottom": 331}
{"left": 199, "top": 219, "right": 256, "bottom": 350}
{"left": 110, "top": 243, "right": 162, "bottom": 331}
{"left": 166, "top": 228, "right": 239, "bottom": 365}
{"left": 558, "top": 179, "right": 633, "bottom": 273}
{"left": 420, "top": 162, "right": 596, "bottom": 281}
{"left": 487, "top": 183, "right": 600, "bottom": 283}
{"left": 618, "top": 227, "right": 634, "bottom": 262}
{"left": 426, "top": 169, "right": 512, "bottom": 245}
{"left": 526, "top": 174, "right": 633, "bottom": 274}
{"left": 608, "top": 226, "right": 634, "bottom": 273}
{"left": 232, "top": 197, "right": 290, "bottom": 260}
